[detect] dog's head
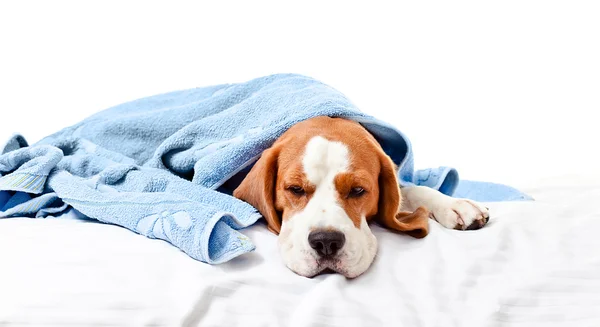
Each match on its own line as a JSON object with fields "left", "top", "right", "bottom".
{"left": 234, "top": 116, "right": 429, "bottom": 278}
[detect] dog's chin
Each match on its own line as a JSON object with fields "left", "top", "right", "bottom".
{"left": 287, "top": 256, "right": 370, "bottom": 279}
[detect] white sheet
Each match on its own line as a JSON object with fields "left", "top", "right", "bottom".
{"left": 1, "top": 173, "right": 599, "bottom": 327}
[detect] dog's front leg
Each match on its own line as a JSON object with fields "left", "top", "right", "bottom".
{"left": 400, "top": 186, "right": 490, "bottom": 230}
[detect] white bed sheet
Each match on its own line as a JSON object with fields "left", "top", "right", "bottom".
{"left": 1, "top": 173, "right": 599, "bottom": 327}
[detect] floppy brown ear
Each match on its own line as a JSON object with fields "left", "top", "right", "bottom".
{"left": 376, "top": 151, "right": 430, "bottom": 238}
{"left": 233, "top": 146, "right": 282, "bottom": 234}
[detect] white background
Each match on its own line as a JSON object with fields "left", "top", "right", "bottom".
{"left": 1, "top": 1, "right": 598, "bottom": 189}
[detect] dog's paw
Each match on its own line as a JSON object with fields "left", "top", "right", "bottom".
{"left": 430, "top": 198, "right": 490, "bottom": 231}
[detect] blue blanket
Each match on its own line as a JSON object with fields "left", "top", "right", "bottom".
{"left": 0, "top": 74, "right": 531, "bottom": 263}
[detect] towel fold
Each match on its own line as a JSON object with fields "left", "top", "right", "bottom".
{"left": 0, "top": 74, "right": 531, "bottom": 263}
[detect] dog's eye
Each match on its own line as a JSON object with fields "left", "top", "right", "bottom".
{"left": 288, "top": 186, "right": 306, "bottom": 196}
{"left": 349, "top": 187, "right": 365, "bottom": 198}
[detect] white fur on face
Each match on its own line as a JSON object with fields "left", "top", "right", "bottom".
{"left": 278, "top": 136, "right": 378, "bottom": 278}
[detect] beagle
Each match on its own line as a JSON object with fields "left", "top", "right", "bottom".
{"left": 234, "top": 116, "right": 489, "bottom": 278}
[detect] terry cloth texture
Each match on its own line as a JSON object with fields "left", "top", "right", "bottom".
{"left": 0, "top": 74, "right": 531, "bottom": 263}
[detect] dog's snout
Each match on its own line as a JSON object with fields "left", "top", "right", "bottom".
{"left": 308, "top": 230, "right": 345, "bottom": 257}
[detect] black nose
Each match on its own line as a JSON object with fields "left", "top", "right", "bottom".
{"left": 308, "top": 230, "right": 346, "bottom": 257}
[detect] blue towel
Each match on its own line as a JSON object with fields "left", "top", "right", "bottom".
{"left": 0, "top": 74, "right": 531, "bottom": 264}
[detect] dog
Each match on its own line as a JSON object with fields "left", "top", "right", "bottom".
{"left": 234, "top": 116, "right": 489, "bottom": 278}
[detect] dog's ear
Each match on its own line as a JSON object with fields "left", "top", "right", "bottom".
{"left": 376, "top": 151, "right": 429, "bottom": 238}
{"left": 234, "top": 146, "right": 282, "bottom": 234}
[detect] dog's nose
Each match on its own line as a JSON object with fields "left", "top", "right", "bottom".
{"left": 308, "top": 230, "right": 346, "bottom": 257}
